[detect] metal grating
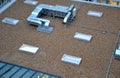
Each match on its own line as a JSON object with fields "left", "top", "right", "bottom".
{"left": 0, "top": 61, "right": 62, "bottom": 78}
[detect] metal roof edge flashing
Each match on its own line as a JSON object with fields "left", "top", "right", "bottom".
{"left": 71, "top": 0, "right": 120, "bottom": 8}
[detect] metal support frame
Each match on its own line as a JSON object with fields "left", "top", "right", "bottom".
{"left": 27, "top": 4, "right": 76, "bottom": 27}
{"left": 27, "top": 4, "right": 76, "bottom": 33}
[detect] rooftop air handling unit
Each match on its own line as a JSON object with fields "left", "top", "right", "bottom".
{"left": 27, "top": 4, "right": 76, "bottom": 33}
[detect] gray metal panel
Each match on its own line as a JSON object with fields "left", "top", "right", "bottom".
{"left": 74, "top": 32, "right": 93, "bottom": 42}
{"left": 31, "top": 8, "right": 43, "bottom": 16}
{"left": 21, "top": 70, "right": 35, "bottom": 78}
{"left": 27, "top": 15, "right": 42, "bottom": 26}
{"left": 19, "top": 44, "right": 39, "bottom": 54}
{"left": 68, "top": 4, "right": 75, "bottom": 11}
{"left": 0, "top": 62, "right": 5, "bottom": 68}
{"left": 1, "top": 66, "right": 20, "bottom": 78}
{"left": 38, "top": 4, "right": 69, "bottom": 13}
{"left": 37, "top": 25, "right": 54, "bottom": 33}
{"left": 27, "top": 14, "right": 50, "bottom": 26}
{"left": 0, "top": 64, "right": 13, "bottom": 76}
{"left": 61, "top": 54, "right": 82, "bottom": 65}
{"left": 11, "top": 68, "right": 28, "bottom": 78}
{"left": 87, "top": 10, "right": 103, "bottom": 17}
{"left": 2, "top": 17, "right": 19, "bottom": 25}
{"left": 24, "top": 0, "right": 38, "bottom": 5}
{"left": 55, "top": 5, "right": 69, "bottom": 13}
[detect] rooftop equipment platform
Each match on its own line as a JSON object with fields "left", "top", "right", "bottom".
{"left": 27, "top": 4, "right": 76, "bottom": 33}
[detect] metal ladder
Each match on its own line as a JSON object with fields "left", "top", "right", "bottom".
{"left": 0, "top": 61, "right": 61, "bottom": 78}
